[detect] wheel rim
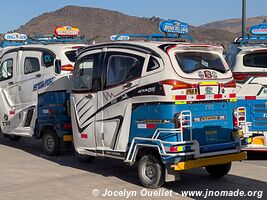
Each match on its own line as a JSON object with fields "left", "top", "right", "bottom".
{"left": 45, "top": 135, "right": 55, "bottom": 151}
{"left": 141, "top": 161, "right": 156, "bottom": 183}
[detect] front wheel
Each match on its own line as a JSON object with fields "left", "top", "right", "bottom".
{"left": 42, "top": 129, "right": 60, "bottom": 156}
{"left": 205, "top": 162, "right": 232, "bottom": 177}
{"left": 137, "top": 154, "right": 165, "bottom": 189}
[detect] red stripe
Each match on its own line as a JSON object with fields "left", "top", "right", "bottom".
{"left": 196, "top": 95, "right": 205, "bottom": 100}
{"left": 245, "top": 96, "right": 256, "bottom": 100}
{"left": 81, "top": 134, "right": 88, "bottom": 138}
{"left": 175, "top": 95, "right": 187, "bottom": 100}
{"left": 229, "top": 93, "right": 236, "bottom": 98}
{"left": 193, "top": 84, "right": 198, "bottom": 88}
{"left": 63, "top": 123, "right": 72, "bottom": 129}
{"left": 214, "top": 94, "right": 222, "bottom": 99}
{"left": 147, "top": 124, "right": 156, "bottom": 129}
{"left": 9, "top": 110, "right": 15, "bottom": 115}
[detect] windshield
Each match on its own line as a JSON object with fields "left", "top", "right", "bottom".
{"left": 243, "top": 52, "right": 267, "bottom": 68}
{"left": 175, "top": 52, "right": 226, "bottom": 73}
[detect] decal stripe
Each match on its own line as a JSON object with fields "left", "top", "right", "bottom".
{"left": 79, "top": 105, "right": 93, "bottom": 120}
{"left": 81, "top": 134, "right": 88, "bottom": 138}
{"left": 137, "top": 123, "right": 156, "bottom": 129}
{"left": 245, "top": 96, "right": 257, "bottom": 100}
{"left": 175, "top": 95, "right": 187, "bottom": 100}
{"left": 214, "top": 94, "right": 223, "bottom": 99}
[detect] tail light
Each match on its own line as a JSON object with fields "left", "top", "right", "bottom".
{"left": 61, "top": 64, "right": 74, "bottom": 71}
{"left": 233, "top": 73, "right": 247, "bottom": 82}
{"left": 72, "top": 46, "right": 84, "bottom": 49}
{"left": 233, "top": 114, "right": 238, "bottom": 127}
{"left": 160, "top": 80, "right": 193, "bottom": 90}
{"left": 174, "top": 113, "right": 187, "bottom": 132}
{"left": 233, "top": 72, "right": 267, "bottom": 83}
{"left": 63, "top": 123, "right": 72, "bottom": 129}
{"left": 233, "top": 107, "right": 246, "bottom": 127}
{"left": 222, "top": 79, "right": 236, "bottom": 88}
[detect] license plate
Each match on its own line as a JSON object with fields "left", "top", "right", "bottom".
{"left": 194, "top": 115, "right": 226, "bottom": 122}
{"left": 199, "top": 82, "right": 219, "bottom": 95}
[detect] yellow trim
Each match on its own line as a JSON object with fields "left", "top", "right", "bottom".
{"left": 230, "top": 98, "right": 237, "bottom": 102}
{"left": 199, "top": 81, "right": 218, "bottom": 85}
{"left": 175, "top": 101, "right": 187, "bottom": 105}
{"left": 177, "top": 146, "right": 183, "bottom": 152}
{"left": 63, "top": 135, "right": 73, "bottom": 142}
{"left": 171, "top": 151, "right": 247, "bottom": 171}
{"left": 252, "top": 136, "right": 266, "bottom": 145}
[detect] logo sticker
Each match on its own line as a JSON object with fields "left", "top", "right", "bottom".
{"left": 205, "top": 86, "right": 213, "bottom": 94}
{"left": 4, "top": 33, "right": 27, "bottom": 41}
{"left": 159, "top": 20, "right": 189, "bottom": 34}
{"left": 54, "top": 26, "right": 80, "bottom": 36}
{"left": 204, "top": 70, "right": 212, "bottom": 78}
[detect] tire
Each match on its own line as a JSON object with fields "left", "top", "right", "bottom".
{"left": 8, "top": 135, "right": 21, "bottom": 141}
{"left": 138, "top": 154, "right": 165, "bottom": 188}
{"left": 206, "top": 162, "right": 232, "bottom": 177}
{"left": 42, "top": 129, "right": 60, "bottom": 156}
{"left": 76, "top": 153, "right": 95, "bottom": 163}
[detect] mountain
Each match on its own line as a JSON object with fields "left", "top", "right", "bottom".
{"left": 200, "top": 16, "right": 267, "bottom": 34}
{"left": 9, "top": 5, "right": 265, "bottom": 45}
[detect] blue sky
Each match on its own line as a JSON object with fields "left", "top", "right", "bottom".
{"left": 1, "top": 0, "right": 266, "bottom": 33}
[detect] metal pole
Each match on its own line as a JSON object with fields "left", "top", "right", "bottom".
{"left": 242, "top": 0, "right": 247, "bottom": 37}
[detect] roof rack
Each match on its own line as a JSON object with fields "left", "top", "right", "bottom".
{"left": 110, "top": 19, "right": 194, "bottom": 43}
{"left": 111, "top": 33, "right": 193, "bottom": 42}
{"left": 0, "top": 26, "right": 92, "bottom": 48}
{"left": 27, "top": 34, "right": 89, "bottom": 45}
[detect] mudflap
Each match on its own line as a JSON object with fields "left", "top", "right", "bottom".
{"left": 165, "top": 165, "right": 181, "bottom": 182}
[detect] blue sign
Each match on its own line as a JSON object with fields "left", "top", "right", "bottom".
{"left": 110, "top": 34, "right": 130, "bottom": 41}
{"left": 4, "top": 33, "right": 27, "bottom": 41}
{"left": 250, "top": 23, "right": 267, "bottom": 35}
{"left": 159, "top": 20, "right": 189, "bottom": 34}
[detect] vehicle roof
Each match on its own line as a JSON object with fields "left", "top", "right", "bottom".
{"left": 234, "top": 43, "right": 267, "bottom": 51}
{"left": 0, "top": 43, "right": 87, "bottom": 58}
{"left": 80, "top": 40, "right": 223, "bottom": 55}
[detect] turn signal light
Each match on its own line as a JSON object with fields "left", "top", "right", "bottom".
{"left": 160, "top": 80, "right": 193, "bottom": 90}
{"left": 61, "top": 64, "right": 74, "bottom": 71}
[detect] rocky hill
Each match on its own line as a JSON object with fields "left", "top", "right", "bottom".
{"left": 7, "top": 5, "right": 266, "bottom": 45}
{"left": 200, "top": 16, "right": 267, "bottom": 34}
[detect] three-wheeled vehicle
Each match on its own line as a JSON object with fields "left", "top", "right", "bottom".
{"left": 0, "top": 27, "right": 88, "bottom": 155}
{"left": 226, "top": 23, "right": 267, "bottom": 152}
{"left": 70, "top": 20, "right": 246, "bottom": 188}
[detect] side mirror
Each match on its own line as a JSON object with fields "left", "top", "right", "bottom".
{"left": 55, "top": 59, "right": 61, "bottom": 74}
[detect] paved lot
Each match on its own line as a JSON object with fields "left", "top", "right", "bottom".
{"left": 0, "top": 136, "right": 266, "bottom": 200}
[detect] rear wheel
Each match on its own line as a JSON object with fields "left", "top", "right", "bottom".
{"left": 42, "top": 129, "right": 60, "bottom": 156}
{"left": 206, "top": 163, "right": 232, "bottom": 177}
{"left": 138, "top": 154, "right": 165, "bottom": 188}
